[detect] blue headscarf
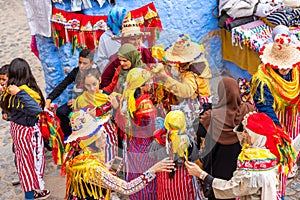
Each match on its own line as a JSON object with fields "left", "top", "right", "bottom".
{"left": 107, "top": 6, "right": 127, "bottom": 36}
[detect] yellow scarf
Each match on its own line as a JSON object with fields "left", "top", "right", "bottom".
{"left": 74, "top": 91, "right": 108, "bottom": 110}
{"left": 238, "top": 145, "right": 277, "bottom": 162}
{"left": 250, "top": 64, "right": 300, "bottom": 125}
{"left": 66, "top": 153, "right": 107, "bottom": 199}
{"left": 1, "top": 85, "right": 41, "bottom": 108}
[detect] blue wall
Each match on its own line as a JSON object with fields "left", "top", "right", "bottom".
{"left": 37, "top": 0, "right": 249, "bottom": 105}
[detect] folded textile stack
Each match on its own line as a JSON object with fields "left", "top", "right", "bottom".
{"left": 231, "top": 20, "right": 273, "bottom": 52}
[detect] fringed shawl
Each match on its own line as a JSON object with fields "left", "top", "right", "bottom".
{"left": 250, "top": 64, "right": 300, "bottom": 126}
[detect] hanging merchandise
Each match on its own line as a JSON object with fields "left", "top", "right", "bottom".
{"left": 125, "top": 2, "right": 163, "bottom": 47}
{"left": 231, "top": 20, "right": 273, "bottom": 52}
{"left": 51, "top": 7, "right": 107, "bottom": 52}
{"left": 23, "top": 0, "right": 52, "bottom": 37}
{"left": 51, "top": 3, "right": 162, "bottom": 51}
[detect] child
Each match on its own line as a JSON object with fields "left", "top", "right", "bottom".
{"left": 73, "top": 68, "right": 117, "bottom": 163}
{"left": 0, "top": 64, "right": 9, "bottom": 120}
{"left": 0, "top": 58, "right": 50, "bottom": 200}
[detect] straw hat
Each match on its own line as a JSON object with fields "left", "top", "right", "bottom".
{"left": 165, "top": 34, "right": 204, "bottom": 63}
{"left": 113, "top": 18, "right": 149, "bottom": 39}
{"left": 65, "top": 109, "right": 109, "bottom": 145}
{"left": 259, "top": 33, "right": 300, "bottom": 69}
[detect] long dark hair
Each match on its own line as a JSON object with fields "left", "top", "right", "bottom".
{"left": 0, "top": 58, "right": 45, "bottom": 111}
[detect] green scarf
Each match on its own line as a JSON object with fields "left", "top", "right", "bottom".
{"left": 117, "top": 44, "right": 146, "bottom": 93}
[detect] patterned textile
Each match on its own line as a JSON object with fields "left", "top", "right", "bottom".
{"left": 156, "top": 165, "right": 195, "bottom": 200}
{"left": 11, "top": 122, "right": 45, "bottom": 192}
{"left": 51, "top": 2, "right": 163, "bottom": 52}
{"left": 51, "top": 7, "right": 107, "bottom": 51}
{"left": 231, "top": 20, "right": 273, "bottom": 52}
{"left": 126, "top": 137, "right": 156, "bottom": 200}
{"left": 266, "top": 8, "right": 300, "bottom": 27}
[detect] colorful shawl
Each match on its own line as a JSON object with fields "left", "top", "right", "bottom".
{"left": 1, "top": 85, "right": 41, "bottom": 108}
{"left": 250, "top": 64, "right": 300, "bottom": 126}
{"left": 74, "top": 90, "right": 108, "bottom": 110}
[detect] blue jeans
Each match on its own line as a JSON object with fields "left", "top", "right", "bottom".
{"left": 25, "top": 190, "right": 34, "bottom": 200}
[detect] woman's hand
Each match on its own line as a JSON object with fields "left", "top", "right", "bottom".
{"left": 185, "top": 160, "right": 202, "bottom": 177}
{"left": 7, "top": 85, "right": 21, "bottom": 95}
{"left": 108, "top": 94, "right": 119, "bottom": 109}
{"left": 155, "top": 69, "right": 169, "bottom": 82}
{"left": 148, "top": 157, "right": 175, "bottom": 173}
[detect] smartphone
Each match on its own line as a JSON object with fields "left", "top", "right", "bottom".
{"left": 109, "top": 156, "right": 123, "bottom": 174}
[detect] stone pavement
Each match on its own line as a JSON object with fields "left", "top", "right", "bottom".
{"left": 0, "top": 1, "right": 300, "bottom": 200}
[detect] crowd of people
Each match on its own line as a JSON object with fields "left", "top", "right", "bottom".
{"left": 0, "top": 5, "right": 300, "bottom": 200}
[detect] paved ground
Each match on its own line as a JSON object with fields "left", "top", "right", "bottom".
{"left": 1, "top": 1, "right": 300, "bottom": 200}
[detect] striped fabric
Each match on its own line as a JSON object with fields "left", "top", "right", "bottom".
{"left": 103, "top": 121, "right": 118, "bottom": 163}
{"left": 156, "top": 165, "right": 195, "bottom": 200}
{"left": 126, "top": 137, "right": 156, "bottom": 200}
{"left": 10, "top": 122, "right": 45, "bottom": 192}
{"left": 277, "top": 110, "right": 300, "bottom": 198}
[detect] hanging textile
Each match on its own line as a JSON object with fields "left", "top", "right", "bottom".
{"left": 23, "top": 0, "right": 52, "bottom": 37}
{"left": 128, "top": 2, "right": 163, "bottom": 47}
{"left": 51, "top": 3, "right": 162, "bottom": 51}
{"left": 51, "top": 7, "right": 107, "bottom": 52}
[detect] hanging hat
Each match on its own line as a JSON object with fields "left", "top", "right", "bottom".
{"left": 65, "top": 109, "right": 109, "bottom": 146}
{"left": 164, "top": 34, "right": 204, "bottom": 63}
{"left": 112, "top": 18, "right": 149, "bottom": 39}
{"left": 259, "top": 33, "right": 300, "bottom": 69}
{"left": 244, "top": 112, "right": 296, "bottom": 174}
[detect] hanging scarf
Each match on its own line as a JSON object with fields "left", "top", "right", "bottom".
{"left": 1, "top": 85, "right": 41, "bottom": 109}
{"left": 107, "top": 6, "right": 127, "bottom": 36}
{"left": 74, "top": 90, "right": 108, "bottom": 110}
{"left": 250, "top": 64, "right": 300, "bottom": 126}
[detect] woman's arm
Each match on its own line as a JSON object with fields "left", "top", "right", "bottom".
{"left": 89, "top": 157, "right": 174, "bottom": 195}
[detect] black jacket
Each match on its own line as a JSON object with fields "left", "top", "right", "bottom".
{"left": 47, "top": 67, "right": 79, "bottom": 101}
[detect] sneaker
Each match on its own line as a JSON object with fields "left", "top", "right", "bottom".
{"left": 34, "top": 189, "right": 51, "bottom": 200}
{"left": 11, "top": 179, "right": 20, "bottom": 186}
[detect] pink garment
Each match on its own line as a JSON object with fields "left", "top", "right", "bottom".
{"left": 30, "top": 35, "right": 39, "bottom": 59}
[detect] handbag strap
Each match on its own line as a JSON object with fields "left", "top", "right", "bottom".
{"left": 209, "top": 110, "right": 213, "bottom": 175}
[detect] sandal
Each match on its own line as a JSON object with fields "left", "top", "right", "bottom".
{"left": 34, "top": 189, "right": 51, "bottom": 200}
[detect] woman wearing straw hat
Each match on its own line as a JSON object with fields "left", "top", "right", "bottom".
{"left": 63, "top": 108, "right": 175, "bottom": 200}
{"left": 154, "top": 34, "right": 212, "bottom": 141}
{"left": 100, "top": 18, "right": 156, "bottom": 88}
{"left": 250, "top": 28, "right": 300, "bottom": 196}
{"left": 185, "top": 112, "right": 296, "bottom": 200}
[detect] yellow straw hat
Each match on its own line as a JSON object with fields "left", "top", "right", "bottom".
{"left": 165, "top": 34, "right": 204, "bottom": 63}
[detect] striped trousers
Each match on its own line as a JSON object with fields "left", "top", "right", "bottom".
{"left": 10, "top": 122, "right": 45, "bottom": 192}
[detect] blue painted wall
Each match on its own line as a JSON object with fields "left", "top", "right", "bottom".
{"left": 37, "top": 0, "right": 249, "bottom": 106}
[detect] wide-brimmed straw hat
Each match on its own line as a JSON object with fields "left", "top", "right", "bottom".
{"left": 113, "top": 18, "right": 149, "bottom": 40}
{"left": 259, "top": 33, "right": 300, "bottom": 69}
{"left": 165, "top": 34, "right": 204, "bottom": 63}
{"left": 65, "top": 109, "right": 109, "bottom": 145}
